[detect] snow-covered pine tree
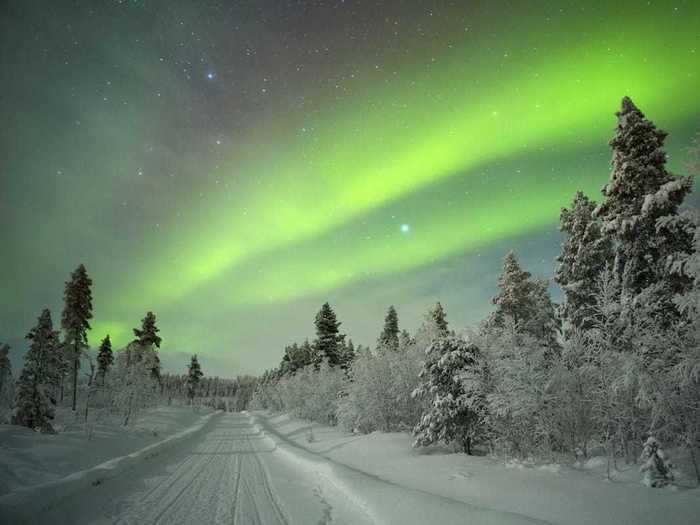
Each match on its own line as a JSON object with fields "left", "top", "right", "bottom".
{"left": 491, "top": 252, "right": 534, "bottom": 327}
{"left": 280, "top": 343, "right": 298, "bottom": 376}
{"left": 313, "top": 303, "right": 345, "bottom": 367}
{"left": 412, "top": 335, "right": 486, "bottom": 455}
{"left": 133, "top": 311, "right": 162, "bottom": 348}
{"left": 186, "top": 354, "right": 204, "bottom": 404}
{"left": 555, "top": 192, "right": 613, "bottom": 332}
{"left": 25, "top": 309, "right": 62, "bottom": 398}
{"left": 377, "top": 305, "right": 400, "bottom": 352}
{"left": 61, "top": 264, "right": 93, "bottom": 411}
{"left": 430, "top": 302, "right": 449, "bottom": 335}
{"left": 96, "top": 335, "right": 114, "bottom": 386}
{"left": 281, "top": 340, "right": 317, "bottom": 375}
{"left": 595, "top": 97, "right": 693, "bottom": 319}
{"left": 488, "top": 252, "right": 560, "bottom": 357}
{"left": 12, "top": 367, "right": 55, "bottom": 433}
{"left": 133, "top": 311, "right": 162, "bottom": 384}
{"left": 414, "top": 302, "right": 450, "bottom": 351}
{"left": 12, "top": 310, "right": 62, "bottom": 432}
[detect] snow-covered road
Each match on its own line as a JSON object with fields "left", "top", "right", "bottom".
{"left": 113, "top": 413, "right": 293, "bottom": 524}
{"left": 21, "top": 412, "right": 548, "bottom": 525}
{"left": 33, "top": 412, "right": 376, "bottom": 525}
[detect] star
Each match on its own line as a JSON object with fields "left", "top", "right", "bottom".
{"left": 400, "top": 223, "right": 410, "bottom": 233}
{"left": 207, "top": 72, "right": 215, "bottom": 80}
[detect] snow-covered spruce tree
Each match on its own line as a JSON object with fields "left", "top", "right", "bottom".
{"left": 414, "top": 302, "right": 450, "bottom": 351}
{"left": 133, "top": 311, "right": 162, "bottom": 384}
{"left": 96, "top": 335, "right": 114, "bottom": 386}
{"left": 61, "top": 264, "right": 93, "bottom": 411}
{"left": 133, "top": 311, "right": 162, "bottom": 348}
{"left": 555, "top": 192, "right": 613, "bottom": 332}
{"left": 12, "top": 310, "right": 62, "bottom": 432}
{"left": 595, "top": 97, "right": 693, "bottom": 324}
{"left": 25, "top": 309, "right": 62, "bottom": 398}
{"left": 13, "top": 367, "right": 55, "bottom": 433}
{"left": 313, "top": 302, "right": 345, "bottom": 368}
{"left": 430, "top": 302, "right": 449, "bottom": 335}
{"left": 639, "top": 436, "right": 674, "bottom": 487}
{"left": 291, "top": 340, "right": 316, "bottom": 373}
{"left": 487, "top": 252, "right": 561, "bottom": 358}
{"left": 413, "top": 335, "right": 486, "bottom": 455}
{"left": 377, "top": 305, "right": 400, "bottom": 352}
{"left": 186, "top": 354, "right": 204, "bottom": 404}
{"left": 280, "top": 343, "right": 300, "bottom": 376}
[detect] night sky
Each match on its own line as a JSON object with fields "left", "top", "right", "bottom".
{"left": 2, "top": 1, "right": 699, "bottom": 375}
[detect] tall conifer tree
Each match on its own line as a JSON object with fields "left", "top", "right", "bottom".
{"left": 555, "top": 192, "right": 613, "bottom": 331}
{"left": 186, "top": 355, "right": 203, "bottom": 403}
{"left": 377, "top": 306, "right": 400, "bottom": 351}
{"left": 595, "top": 97, "right": 693, "bottom": 304}
{"left": 133, "top": 311, "right": 162, "bottom": 383}
{"left": 61, "top": 264, "right": 93, "bottom": 411}
{"left": 96, "top": 335, "right": 114, "bottom": 385}
{"left": 313, "top": 303, "right": 345, "bottom": 367}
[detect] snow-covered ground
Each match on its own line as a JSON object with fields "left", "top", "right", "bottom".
{"left": 253, "top": 412, "right": 700, "bottom": 525}
{"left": 1, "top": 408, "right": 698, "bottom": 524}
{"left": 0, "top": 405, "right": 215, "bottom": 495}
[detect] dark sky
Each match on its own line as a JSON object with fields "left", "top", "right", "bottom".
{"left": 2, "top": 1, "right": 699, "bottom": 376}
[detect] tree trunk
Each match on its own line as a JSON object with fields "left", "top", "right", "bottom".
{"left": 71, "top": 350, "right": 79, "bottom": 411}
{"left": 123, "top": 392, "right": 133, "bottom": 426}
{"left": 690, "top": 448, "right": 700, "bottom": 488}
{"left": 84, "top": 387, "right": 91, "bottom": 423}
{"left": 463, "top": 436, "right": 472, "bottom": 455}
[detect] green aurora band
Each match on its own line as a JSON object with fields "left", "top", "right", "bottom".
{"left": 76, "top": 5, "right": 699, "bottom": 355}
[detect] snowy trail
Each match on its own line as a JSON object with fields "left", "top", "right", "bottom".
{"left": 32, "top": 412, "right": 375, "bottom": 525}
{"left": 113, "top": 414, "right": 291, "bottom": 524}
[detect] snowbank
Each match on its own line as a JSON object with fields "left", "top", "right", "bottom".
{"left": 253, "top": 411, "right": 700, "bottom": 525}
{"left": 0, "top": 407, "right": 220, "bottom": 524}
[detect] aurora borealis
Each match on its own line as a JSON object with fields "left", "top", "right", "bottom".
{"left": 2, "top": 1, "right": 699, "bottom": 375}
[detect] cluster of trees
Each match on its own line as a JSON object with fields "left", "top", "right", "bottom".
{"left": 252, "top": 98, "right": 700, "bottom": 483}
{"left": 1, "top": 264, "right": 213, "bottom": 430}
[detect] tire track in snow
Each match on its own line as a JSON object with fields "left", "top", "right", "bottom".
{"left": 114, "top": 423, "right": 227, "bottom": 525}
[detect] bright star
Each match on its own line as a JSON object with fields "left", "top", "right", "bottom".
{"left": 207, "top": 72, "right": 215, "bottom": 80}
{"left": 400, "top": 224, "right": 410, "bottom": 233}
